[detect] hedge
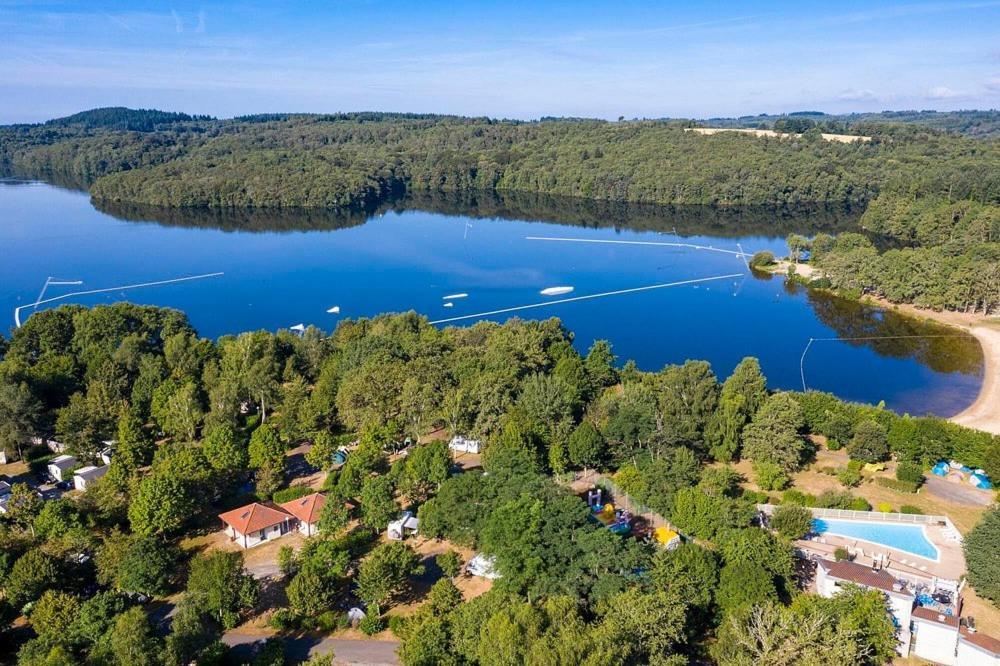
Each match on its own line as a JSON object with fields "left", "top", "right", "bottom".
{"left": 875, "top": 477, "right": 920, "bottom": 494}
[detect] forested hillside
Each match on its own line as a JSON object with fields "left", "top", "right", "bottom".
{"left": 2, "top": 108, "right": 998, "bottom": 313}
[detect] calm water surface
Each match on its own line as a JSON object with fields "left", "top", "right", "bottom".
{"left": 0, "top": 181, "right": 983, "bottom": 417}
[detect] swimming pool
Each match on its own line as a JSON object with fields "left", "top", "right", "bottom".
{"left": 812, "top": 518, "right": 940, "bottom": 561}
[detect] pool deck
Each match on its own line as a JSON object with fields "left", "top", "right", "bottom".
{"left": 795, "top": 521, "right": 966, "bottom": 582}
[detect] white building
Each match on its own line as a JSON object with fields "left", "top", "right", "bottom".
{"left": 466, "top": 553, "right": 500, "bottom": 579}
{"left": 218, "top": 502, "right": 294, "bottom": 549}
{"left": 47, "top": 455, "right": 78, "bottom": 482}
{"left": 815, "top": 559, "right": 914, "bottom": 655}
{"left": 279, "top": 492, "right": 327, "bottom": 537}
{"left": 911, "top": 606, "right": 960, "bottom": 665}
{"left": 73, "top": 465, "right": 109, "bottom": 491}
{"left": 449, "top": 435, "right": 481, "bottom": 455}
{"left": 958, "top": 628, "right": 1000, "bottom": 666}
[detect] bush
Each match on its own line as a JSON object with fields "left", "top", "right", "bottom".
{"left": 837, "top": 467, "right": 862, "bottom": 488}
{"left": 749, "top": 251, "right": 776, "bottom": 268}
{"left": 741, "top": 490, "right": 770, "bottom": 505}
{"left": 436, "top": 551, "right": 462, "bottom": 578}
{"left": 359, "top": 610, "right": 386, "bottom": 636}
{"left": 771, "top": 505, "right": 813, "bottom": 540}
{"left": 387, "top": 614, "right": 409, "bottom": 638}
{"left": 875, "top": 477, "right": 919, "bottom": 494}
{"left": 848, "top": 497, "right": 872, "bottom": 511}
{"left": 895, "top": 462, "right": 924, "bottom": 485}
{"left": 315, "top": 610, "right": 341, "bottom": 633}
{"left": 848, "top": 420, "right": 889, "bottom": 463}
{"left": 277, "top": 546, "right": 297, "bottom": 577}
{"left": 268, "top": 608, "right": 300, "bottom": 631}
{"left": 753, "top": 462, "right": 790, "bottom": 491}
{"left": 899, "top": 505, "right": 924, "bottom": 515}
{"left": 876, "top": 502, "right": 893, "bottom": 513}
{"left": 272, "top": 486, "right": 313, "bottom": 504}
{"left": 834, "top": 547, "right": 850, "bottom": 561}
{"left": 965, "top": 507, "right": 1000, "bottom": 604}
{"left": 781, "top": 489, "right": 815, "bottom": 507}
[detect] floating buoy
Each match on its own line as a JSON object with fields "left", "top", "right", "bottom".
{"left": 327, "top": 306, "right": 341, "bottom": 314}
{"left": 443, "top": 302, "right": 454, "bottom": 308}
{"left": 540, "top": 286, "right": 573, "bottom": 296}
{"left": 443, "top": 293, "right": 468, "bottom": 300}
{"left": 289, "top": 323, "right": 306, "bottom": 333}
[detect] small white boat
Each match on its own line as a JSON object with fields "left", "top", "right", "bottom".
{"left": 443, "top": 293, "right": 468, "bottom": 300}
{"left": 443, "top": 302, "right": 454, "bottom": 308}
{"left": 327, "top": 306, "right": 341, "bottom": 314}
{"left": 289, "top": 323, "right": 306, "bottom": 333}
{"left": 540, "top": 286, "right": 573, "bottom": 296}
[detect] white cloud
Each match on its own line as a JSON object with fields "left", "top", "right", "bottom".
{"left": 171, "top": 9, "right": 182, "bottom": 34}
{"left": 837, "top": 88, "right": 878, "bottom": 102}
{"left": 926, "top": 85, "right": 962, "bottom": 99}
{"left": 985, "top": 77, "right": 1000, "bottom": 92}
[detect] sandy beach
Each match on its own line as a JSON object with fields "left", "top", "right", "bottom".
{"left": 860, "top": 297, "right": 1000, "bottom": 435}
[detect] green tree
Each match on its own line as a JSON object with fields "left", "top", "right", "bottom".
{"left": 317, "top": 494, "right": 351, "bottom": 535}
{"left": 202, "top": 423, "right": 248, "bottom": 471}
{"left": 248, "top": 422, "right": 284, "bottom": 469}
{"left": 847, "top": 420, "right": 889, "bottom": 463}
{"left": 304, "top": 430, "right": 338, "bottom": 470}
{"left": 359, "top": 475, "right": 398, "bottom": 533}
{"left": 717, "top": 561, "right": 779, "bottom": 614}
{"left": 598, "top": 587, "right": 689, "bottom": 663}
{"left": 0, "top": 379, "right": 42, "bottom": 462}
{"left": 128, "top": 472, "right": 196, "bottom": 536}
{"left": 4, "top": 548, "right": 60, "bottom": 608}
{"left": 99, "top": 606, "right": 161, "bottom": 666}
{"left": 5, "top": 482, "right": 43, "bottom": 534}
{"left": 567, "top": 421, "right": 604, "bottom": 470}
{"left": 966, "top": 506, "right": 1000, "bottom": 604}
{"left": 437, "top": 550, "right": 462, "bottom": 578}
{"left": 28, "top": 590, "right": 82, "bottom": 644}
{"left": 771, "top": 504, "right": 814, "bottom": 540}
{"left": 68, "top": 591, "right": 128, "bottom": 648}
{"left": 185, "top": 551, "right": 259, "bottom": 629}
{"left": 96, "top": 531, "right": 177, "bottom": 596}
{"left": 427, "top": 577, "right": 463, "bottom": 616}
{"left": 393, "top": 441, "right": 451, "bottom": 502}
{"left": 356, "top": 542, "right": 424, "bottom": 608}
{"left": 742, "top": 392, "right": 806, "bottom": 471}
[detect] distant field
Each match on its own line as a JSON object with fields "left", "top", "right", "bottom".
{"left": 686, "top": 127, "right": 872, "bottom": 143}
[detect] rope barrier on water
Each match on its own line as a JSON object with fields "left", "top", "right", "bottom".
{"left": 429, "top": 273, "right": 743, "bottom": 325}
{"left": 525, "top": 235, "right": 758, "bottom": 257}
{"left": 14, "top": 272, "right": 225, "bottom": 328}
{"left": 799, "top": 333, "right": 975, "bottom": 391}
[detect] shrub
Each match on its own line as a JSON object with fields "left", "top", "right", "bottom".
{"left": 749, "top": 251, "right": 776, "bottom": 268}
{"left": 771, "top": 505, "right": 813, "bottom": 540}
{"left": 837, "top": 467, "right": 862, "bottom": 488}
{"left": 741, "top": 490, "right": 770, "bottom": 505}
{"left": 752, "top": 462, "right": 790, "bottom": 491}
{"left": 268, "top": 608, "right": 300, "bottom": 631}
{"left": 848, "top": 497, "right": 872, "bottom": 511}
{"left": 848, "top": 420, "right": 889, "bottom": 463}
{"left": 895, "top": 462, "right": 924, "bottom": 485}
{"left": 781, "top": 489, "right": 815, "bottom": 507}
{"left": 359, "top": 609, "right": 386, "bottom": 636}
{"left": 876, "top": 502, "right": 893, "bottom": 513}
{"left": 436, "top": 551, "right": 462, "bottom": 578}
{"left": 834, "top": 547, "right": 850, "bottom": 561}
{"left": 387, "top": 614, "right": 409, "bottom": 638}
{"left": 899, "top": 505, "right": 924, "bottom": 515}
{"left": 315, "top": 610, "right": 340, "bottom": 633}
{"left": 875, "top": 477, "right": 919, "bottom": 493}
{"left": 277, "top": 546, "right": 297, "bottom": 577}
{"left": 965, "top": 507, "right": 1000, "bottom": 604}
{"left": 272, "top": 486, "right": 313, "bottom": 504}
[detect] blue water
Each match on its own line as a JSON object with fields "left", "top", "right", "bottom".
{"left": 813, "top": 518, "right": 940, "bottom": 560}
{"left": 0, "top": 180, "right": 984, "bottom": 416}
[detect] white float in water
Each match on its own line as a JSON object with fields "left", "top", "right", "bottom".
{"left": 540, "top": 286, "right": 574, "bottom": 296}
{"left": 327, "top": 306, "right": 341, "bottom": 314}
{"left": 443, "top": 293, "right": 468, "bottom": 300}
{"left": 289, "top": 323, "right": 306, "bottom": 333}
{"left": 443, "top": 302, "right": 454, "bottom": 308}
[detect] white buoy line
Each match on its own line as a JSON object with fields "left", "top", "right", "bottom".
{"left": 13, "top": 272, "right": 225, "bottom": 328}
{"left": 525, "top": 235, "right": 758, "bottom": 258}
{"left": 799, "top": 334, "right": 976, "bottom": 391}
{"left": 429, "top": 273, "right": 743, "bottom": 325}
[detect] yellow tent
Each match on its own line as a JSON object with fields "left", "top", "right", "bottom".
{"left": 654, "top": 527, "right": 680, "bottom": 549}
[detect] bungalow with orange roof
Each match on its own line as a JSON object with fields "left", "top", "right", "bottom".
{"left": 958, "top": 627, "right": 1000, "bottom": 666}
{"left": 279, "top": 492, "right": 326, "bottom": 537}
{"left": 219, "top": 502, "right": 294, "bottom": 549}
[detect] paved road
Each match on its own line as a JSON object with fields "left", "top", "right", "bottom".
{"left": 223, "top": 631, "right": 400, "bottom": 665}
{"left": 924, "top": 475, "right": 994, "bottom": 507}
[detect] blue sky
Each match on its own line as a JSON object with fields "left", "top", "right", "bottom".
{"left": 2, "top": 1, "right": 999, "bottom": 123}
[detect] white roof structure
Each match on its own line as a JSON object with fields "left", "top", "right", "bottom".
{"left": 466, "top": 553, "right": 500, "bottom": 579}
{"left": 387, "top": 511, "right": 419, "bottom": 540}
{"left": 449, "top": 435, "right": 481, "bottom": 454}
{"left": 50, "top": 454, "right": 77, "bottom": 468}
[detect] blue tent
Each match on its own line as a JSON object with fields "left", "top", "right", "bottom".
{"left": 970, "top": 472, "right": 993, "bottom": 490}
{"left": 932, "top": 461, "right": 950, "bottom": 477}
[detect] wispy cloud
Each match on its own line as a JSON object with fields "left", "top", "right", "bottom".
{"left": 926, "top": 85, "right": 963, "bottom": 99}
{"left": 171, "top": 9, "right": 183, "bottom": 33}
{"left": 837, "top": 89, "right": 879, "bottom": 102}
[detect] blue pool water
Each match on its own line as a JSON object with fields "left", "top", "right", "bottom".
{"left": 812, "top": 518, "right": 939, "bottom": 561}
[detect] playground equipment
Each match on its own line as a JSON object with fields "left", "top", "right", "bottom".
{"left": 654, "top": 526, "right": 681, "bottom": 550}
{"left": 587, "top": 488, "right": 632, "bottom": 535}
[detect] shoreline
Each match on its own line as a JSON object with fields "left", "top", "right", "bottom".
{"left": 859, "top": 296, "right": 1000, "bottom": 435}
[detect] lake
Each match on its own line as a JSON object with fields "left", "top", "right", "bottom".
{"left": 0, "top": 180, "right": 983, "bottom": 417}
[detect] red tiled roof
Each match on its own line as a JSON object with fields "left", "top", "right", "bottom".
{"left": 819, "top": 559, "right": 909, "bottom": 596}
{"left": 219, "top": 502, "right": 292, "bottom": 534}
{"left": 279, "top": 492, "right": 326, "bottom": 524}
{"left": 960, "top": 627, "right": 1000, "bottom": 655}
{"left": 912, "top": 606, "right": 960, "bottom": 628}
